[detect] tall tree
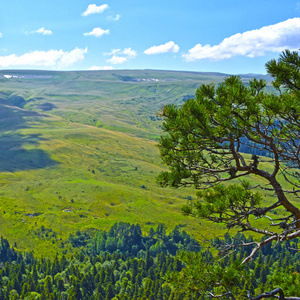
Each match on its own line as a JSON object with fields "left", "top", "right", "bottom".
{"left": 158, "top": 50, "right": 300, "bottom": 298}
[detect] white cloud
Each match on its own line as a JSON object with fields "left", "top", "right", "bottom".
{"left": 105, "top": 48, "right": 137, "bottom": 64}
{"left": 84, "top": 27, "right": 109, "bottom": 37}
{"left": 0, "top": 33, "right": 2, "bottom": 38}
{"left": 0, "top": 47, "right": 88, "bottom": 68}
{"left": 107, "top": 55, "right": 127, "bottom": 64}
{"left": 144, "top": 41, "right": 179, "bottom": 55}
{"left": 122, "top": 48, "right": 137, "bottom": 58}
{"left": 82, "top": 4, "right": 108, "bottom": 17}
{"left": 88, "top": 66, "right": 114, "bottom": 70}
{"left": 107, "top": 14, "right": 120, "bottom": 21}
{"left": 36, "top": 27, "right": 53, "bottom": 35}
{"left": 183, "top": 18, "right": 300, "bottom": 61}
{"left": 104, "top": 49, "right": 121, "bottom": 56}
{"left": 25, "top": 27, "right": 53, "bottom": 35}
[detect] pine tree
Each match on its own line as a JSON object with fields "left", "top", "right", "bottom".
{"left": 20, "top": 283, "right": 30, "bottom": 298}
{"left": 44, "top": 275, "right": 53, "bottom": 294}
{"left": 105, "top": 283, "right": 114, "bottom": 300}
{"left": 57, "top": 278, "right": 65, "bottom": 293}
{"left": 145, "top": 250, "right": 153, "bottom": 271}
{"left": 157, "top": 49, "right": 300, "bottom": 299}
{"left": 131, "top": 259, "right": 138, "bottom": 284}
{"left": 95, "top": 283, "right": 105, "bottom": 300}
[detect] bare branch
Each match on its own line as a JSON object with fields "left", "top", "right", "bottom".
{"left": 242, "top": 235, "right": 278, "bottom": 264}
{"left": 248, "top": 288, "right": 285, "bottom": 300}
{"left": 208, "top": 291, "right": 235, "bottom": 299}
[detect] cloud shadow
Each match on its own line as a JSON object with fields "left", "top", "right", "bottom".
{"left": 0, "top": 100, "right": 59, "bottom": 172}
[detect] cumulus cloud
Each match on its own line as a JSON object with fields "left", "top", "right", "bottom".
{"left": 0, "top": 32, "right": 2, "bottom": 38}
{"left": 36, "top": 27, "right": 53, "bottom": 35}
{"left": 82, "top": 4, "right": 108, "bottom": 16}
{"left": 107, "top": 56, "right": 127, "bottom": 64}
{"left": 88, "top": 66, "right": 114, "bottom": 70}
{"left": 122, "top": 48, "right": 137, "bottom": 58}
{"left": 107, "top": 14, "right": 120, "bottom": 21}
{"left": 25, "top": 27, "right": 53, "bottom": 35}
{"left": 144, "top": 41, "right": 179, "bottom": 55}
{"left": 105, "top": 48, "right": 137, "bottom": 64}
{"left": 84, "top": 27, "right": 109, "bottom": 37}
{"left": 0, "top": 47, "right": 88, "bottom": 68}
{"left": 104, "top": 49, "right": 121, "bottom": 56}
{"left": 183, "top": 18, "right": 300, "bottom": 61}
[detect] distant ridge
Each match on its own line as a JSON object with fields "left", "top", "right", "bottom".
{"left": 0, "top": 68, "right": 269, "bottom": 77}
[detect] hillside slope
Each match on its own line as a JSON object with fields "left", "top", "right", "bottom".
{"left": 0, "top": 70, "right": 272, "bottom": 256}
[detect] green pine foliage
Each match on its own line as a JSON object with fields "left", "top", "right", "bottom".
{"left": 166, "top": 233, "right": 300, "bottom": 299}
{"left": 1, "top": 225, "right": 300, "bottom": 299}
{"left": 0, "top": 234, "right": 180, "bottom": 299}
{"left": 69, "top": 222, "right": 200, "bottom": 257}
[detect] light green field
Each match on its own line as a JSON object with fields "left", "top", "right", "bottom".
{"left": 0, "top": 70, "right": 275, "bottom": 257}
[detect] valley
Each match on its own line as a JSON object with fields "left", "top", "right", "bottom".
{"left": 0, "top": 69, "right": 272, "bottom": 257}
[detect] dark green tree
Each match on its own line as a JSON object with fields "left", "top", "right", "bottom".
{"left": 57, "top": 278, "right": 65, "bottom": 293}
{"left": 158, "top": 50, "right": 300, "bottom": 299}
{"left": 105, "top": 283, "right": 115, "bottom": 300}
{"left": 95, "top": 283, "right": 105, "bottom": 300}
{"left": 145, "top": 250, "right": 153, "bottom": 271}
{"left": 44, "top": 275, "right": 53, "bottom": 294}
{"left": 68, "top": 276, "right": 82, "bottom": 300}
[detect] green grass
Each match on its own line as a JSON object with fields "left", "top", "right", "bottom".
{"left": 0, "top": 111, "right": 210, "bottom": 257}
{"left": 0, "top": 70, "right": 278, "bottom": 258}
{"left": 0, "top": 70, "right": 273, "bottom": 140}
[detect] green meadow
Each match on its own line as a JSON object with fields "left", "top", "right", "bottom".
{"left": 0, "top": 70, "right": 274, "bottom": 257}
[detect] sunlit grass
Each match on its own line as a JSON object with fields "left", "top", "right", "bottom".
{"left": 0, "top": 70, "right": 278, "bottom": 258}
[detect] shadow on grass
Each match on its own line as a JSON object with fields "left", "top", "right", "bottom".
{"left": 0, "top": 102, "right": 59, "bottom": 172}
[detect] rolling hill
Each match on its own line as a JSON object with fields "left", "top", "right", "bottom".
{"left": 0, "top": 69, "right": 272, "bottom": 257}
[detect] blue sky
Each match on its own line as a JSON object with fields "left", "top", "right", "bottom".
{"left": 1, "top": 1, "right": 300, "bottom": 74}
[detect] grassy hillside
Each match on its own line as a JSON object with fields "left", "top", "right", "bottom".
{"left": 0, "top": 70, "right": 273, "bottom": 257}
{"left": 0, "top": 70, "right": 272, "bottom": 139}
